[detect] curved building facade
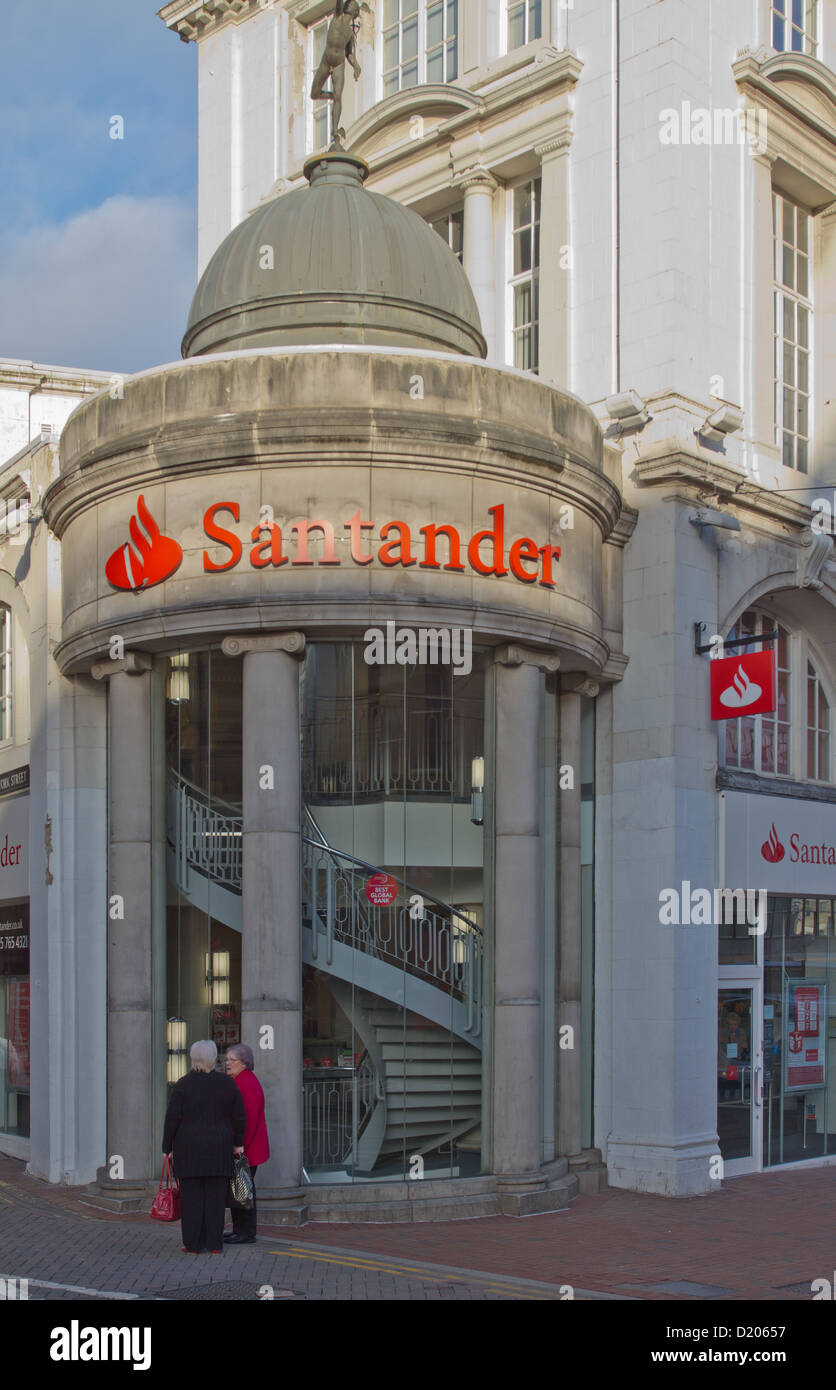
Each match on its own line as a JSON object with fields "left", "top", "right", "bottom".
{"left": 35, "top": 152, "right": 631, "bottom": 1218}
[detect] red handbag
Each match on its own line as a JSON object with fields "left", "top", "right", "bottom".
{"left": 150, "top": 1156, "right": 181, "bottom": 1222}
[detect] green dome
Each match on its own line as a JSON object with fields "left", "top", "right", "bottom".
{"left": 183, "top": 152, "right": 486, "bottom": 359}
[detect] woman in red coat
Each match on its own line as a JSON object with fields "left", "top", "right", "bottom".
{"left": 223, "top": 1043, "right": 270, "bottom": 1243}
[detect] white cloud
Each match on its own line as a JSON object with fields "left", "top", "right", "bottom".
{"left": 0, "top": 195, "right": 196, "bottom": 374}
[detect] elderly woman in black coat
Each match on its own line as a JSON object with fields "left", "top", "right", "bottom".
{"left": 163, "top": 1039, "right": 246, "bottom": 1254}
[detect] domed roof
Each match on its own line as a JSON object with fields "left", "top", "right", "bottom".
{"left": 183, "top": 152, "right": 485, "bottom": 359}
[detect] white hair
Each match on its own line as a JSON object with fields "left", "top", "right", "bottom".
{"left": 190, "top": 1039, "right": 218, "bottom": 1073}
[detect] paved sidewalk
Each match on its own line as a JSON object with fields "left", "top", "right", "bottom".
{"left": 0, "top": 1155, "right": 831, "bottom": 1300}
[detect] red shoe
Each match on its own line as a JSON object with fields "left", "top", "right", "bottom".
{"left": 209, "top": 1249, "right": 223, "bottom": 1255}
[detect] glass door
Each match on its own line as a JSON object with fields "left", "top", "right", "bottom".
{"left": 717, "top": 982, "right": 763, "bottom": 1175}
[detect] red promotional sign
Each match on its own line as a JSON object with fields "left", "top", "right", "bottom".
{"left": 795, "top": 985, "right": 819, "bottom": 1037}
{"left": 710, "top": 649, "right": 776, "bottom": 720}
{"left": 364, "top": 873, "right": 398, "bottom": 906}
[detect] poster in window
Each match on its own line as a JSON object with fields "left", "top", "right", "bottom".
{"left": 784, "top": 980, "right": 827, "bottom": 1092}
{"left": 7, "top": 979, "right": 29, "bottom": 1088}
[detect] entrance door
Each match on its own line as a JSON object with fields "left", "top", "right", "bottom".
{"left": 717, "top": 982, "right": 763, "bottom": 1176}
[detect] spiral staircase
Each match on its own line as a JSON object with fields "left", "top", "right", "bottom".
{"left": 166, "top": 772, "right": 483, "bottom": 1174}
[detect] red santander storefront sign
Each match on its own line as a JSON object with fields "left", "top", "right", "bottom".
{"left": 710, "top": 650, "right": 776, "bottom": 720}
{"left": 105, "top": 497, "right": 562, "bottom": 594}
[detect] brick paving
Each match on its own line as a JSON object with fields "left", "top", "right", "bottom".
{"left": 0, "top": 1154, "right": 832, "bottom": 1300}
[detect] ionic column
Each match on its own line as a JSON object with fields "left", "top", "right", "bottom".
{"left": 91, "top": 651, "right": 154, "bottom": 1190}
{"left": 222, "top": 632, "right": 306, "bottom": 1192}
{"left": 492, "top": 644, "right": 560, "bottom": 1180}
{"left": 460, "top": 166, "right": 498, "bottom": 358}
{"left": 557, "top": 676, "right": 598, "bottom": 1157}
{"left": 535, "top": 135, "right": 571, "bottom": 388}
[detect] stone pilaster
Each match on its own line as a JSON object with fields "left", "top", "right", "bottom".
{"left": 221, "top": 633, "right": 306, "bottom": 1199}
{"left": 535, "top": 135, "right": 572, "bottom": 388}
{"left": 492, "top": 643, "right": 560, "bottom": 1203}
{"left": 557, "top": 676, "right": 598, "bottom": 1157}
{"left": 91, "top": 651, "right": 154, "bottom": 1193}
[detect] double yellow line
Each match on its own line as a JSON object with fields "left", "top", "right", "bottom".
{"left": 271, "top": 1246, "right": 564, "bottom": 1299}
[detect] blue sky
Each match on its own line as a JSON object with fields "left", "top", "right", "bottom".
{"left": 0, "top": 1, "right": 198, "bottom": 372}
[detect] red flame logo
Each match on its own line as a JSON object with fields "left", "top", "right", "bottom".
{"left": 105, "top": 495, "right": 183, "bottom": 592}
{"left": 719, "top": 662, "right": 763, "bottom": 710}
{"left": 761, "top": 822, "right": 785, "bottom": 864}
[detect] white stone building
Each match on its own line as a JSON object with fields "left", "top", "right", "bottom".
{"left": 0, "top": 0, "right": 834, "bottom": 1210}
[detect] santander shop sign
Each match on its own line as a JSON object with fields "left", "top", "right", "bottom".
{"left": 725, "top": 790, "right": 836, "bottom": 896}
{"left": 105, "top": 495, "right": 563, "bottom": 593}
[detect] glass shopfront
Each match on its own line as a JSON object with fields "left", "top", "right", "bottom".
{"left": 0, "top": 901, "right": 29, "bottom": 1137}
{"left": 718, "top": 893, "right": 836, "bottom": 1170}
{"left": 161, "top": 640, "right": 487, "bottom": 1184}
{"left": 300, "top": 642, "right": 485, "bottom": 1182}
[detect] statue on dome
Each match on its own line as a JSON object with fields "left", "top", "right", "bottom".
{"left": 310, "top": 0, "right": 370, "bottom": 146}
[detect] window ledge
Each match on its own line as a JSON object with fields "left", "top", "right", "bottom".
{"left": 468, "top": 38, "right": 557, "bottom": 93}
{"left": 718, "top": 767, "right": 836, "bottom": 803}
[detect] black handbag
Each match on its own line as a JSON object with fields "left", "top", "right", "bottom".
{"left": 229, "top": 1154, "right": 254, "bottom": 1210}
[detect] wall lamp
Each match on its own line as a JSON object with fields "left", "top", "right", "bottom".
{"left": 166, "top": 1017, "right": 188, "bottom": 1084}
{"left": 471, "top": 756, "right": 484, "bottom": 826}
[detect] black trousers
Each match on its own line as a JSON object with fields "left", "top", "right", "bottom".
{"left": 179, "top": 1177, "right": 229, "bottom": 1252}
{"left": 231, "top": 1164, "right": 258, "bottom": 1239}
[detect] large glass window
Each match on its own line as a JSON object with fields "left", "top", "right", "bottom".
{"left": 165, "top": 650, "right": 243, "bottom": 1084}
{"left": 772, "top": 0, "right": 818, "bottom": 55}
{"left": 763, "top": 895, "right": 835, "bottom": 1166}
{"left": 0, "top": 606, "right": 12, "bottom": 743}
{"left": 807, "top": 661, "right": 831, "bottom": 781}
{"left": 507, "top": 0, "right": 541, "bottom": 50}
{"left": 722, "top": 611, "right": 832, "bottom": 785}
{"left": 510, "top": 177, "right": 540, "bottom": 373}
{"left": 300, "top": 642, "right": 485, "bottom": 1183}
{"left": 427, "top": 208, "right": 463, "bottom": 263}
{"left": 0, "top": 903, "right": 29, "bottom": 1137}
{"left": 774, "top": 192, "right": 813, "bottom": 473}
{"left": 382, "top": 0, "right": 457, "bottom": 97}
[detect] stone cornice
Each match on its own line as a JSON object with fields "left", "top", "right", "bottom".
{"left": 158, "top": 0, "right": 255, "bottom": 42}
{"left": 733, "top": 47, "right": 836, "bottom": 199}
{"left": 0, "top": 359, "right": 112, "bottom": 394}
{"left": 347, "top": 85, "right": 481, "bottom": 152}
{"left": 630, "top": 445, "right": 813, "bottom": 530}
{"left": 345, "top": 49, "right": 580, "bottom": 183}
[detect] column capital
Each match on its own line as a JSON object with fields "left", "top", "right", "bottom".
{"left": 91, "top": 651, "right": 153, "bottom": 681}
{"left": 455, "top": 164, "right": 499, "bottom": 195}
{"left": 494, "top": 644, "right": 560, "bottom": 674}
{"left": 561, "top": 674, "right": 600, "bottom": 698}
{"left": 534, "top": 134, "right": 572, "bottom": 160}
{"left": 222, "top": 632, "right": 306, "bottom": 659}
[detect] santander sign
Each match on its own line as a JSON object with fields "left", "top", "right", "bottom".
{"left": 105, "top": 497, "right": 563, "bottom": 594}
{"left": 760, "top": 821, "right": 836, "bottom": 867}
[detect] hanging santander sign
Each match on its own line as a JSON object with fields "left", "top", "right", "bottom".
{"left": 709, "top": 649, "right": 776, "bottom": 720}
{"left": 104, "top": 496, "right": 563, "bottom": 594}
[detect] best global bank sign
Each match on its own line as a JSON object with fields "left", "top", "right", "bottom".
{"left": 104, "top": 495, "right": 563, "bottom": 594}
{"left": 725, "top": 790, "right": 836, "bottom": 896}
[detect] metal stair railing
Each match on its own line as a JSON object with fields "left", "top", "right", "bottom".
{"left": 166, "top": 771, "right": 482, "bottom": 1038}
{"left": 301, "top": 811, "right": 482, "bottom": 1040}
